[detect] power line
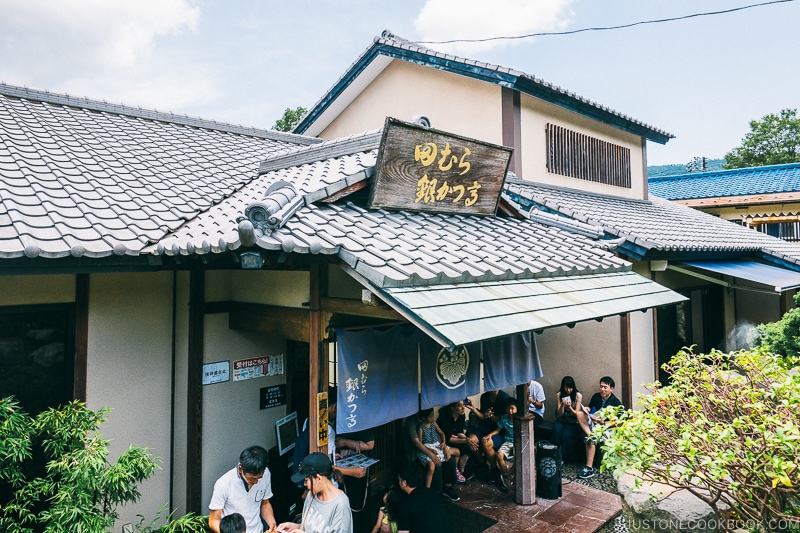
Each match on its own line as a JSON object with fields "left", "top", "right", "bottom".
{"left": 417, "top": 0, "right": 796, "bottom": 45}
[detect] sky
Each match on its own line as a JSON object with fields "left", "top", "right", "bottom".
{"left": 0, "top": 0, "right": 798, "bottom": 166}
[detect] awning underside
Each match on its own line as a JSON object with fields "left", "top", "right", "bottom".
{"left": 678, "top": 259, "right": 800, "bottom": 292}
{"left": 378, "top": 271, "right": 687, "bottom": 348}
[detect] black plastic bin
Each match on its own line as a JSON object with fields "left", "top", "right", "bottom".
{"left": 536, "top": 441, "right": 562, "bottom": 499}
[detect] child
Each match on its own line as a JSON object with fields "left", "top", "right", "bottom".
{"left": 416, "top": 407, "right": 452, "bottom": 489}
{"left": 219, "top": 512, "right": 246, "bottom": 533}
{"left": 486, "top": 397, "right": 517, "bottom": 490}
{"left": 370, "top": 487, "right": 401, "bottom": 533}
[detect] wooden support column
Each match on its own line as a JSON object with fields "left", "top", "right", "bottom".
{"left": 620, "top": 313, "right": 633, "bottom": 409}
{"left": 501, "top": 86, "right": 522, "bottom": 177}
{"left": 308, "top": 263, "right": 328, "bottom": 454}
{"left": 514, "top": 415, "right": 536, "bottom": 505}
{"left": 186, "top": 270, "right": 204, "bottom": 514}
{"left": 74, "top": 274, "right": 89, "bottom": 402}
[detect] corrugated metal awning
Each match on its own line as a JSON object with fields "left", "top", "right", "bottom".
{"left": 364, "top": 271, "right": 686, "bottom": 348}
{"left": 675, "top": 259, "right": 800, "bottom": 293}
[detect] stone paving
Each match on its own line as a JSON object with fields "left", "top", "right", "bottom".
{"left": 451, "top": 463, "right": 624, "bottom": 533}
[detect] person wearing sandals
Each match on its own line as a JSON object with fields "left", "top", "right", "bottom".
{"left": 279, "top": 452, "right": 353, "bottom": 533}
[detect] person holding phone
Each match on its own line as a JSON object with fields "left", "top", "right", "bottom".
{"left": 551, "top": 376, "right": 585, "bottom": 463}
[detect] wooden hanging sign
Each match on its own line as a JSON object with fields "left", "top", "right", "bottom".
{"left": 369, "top": 117, "right": 512, "bottom": 216}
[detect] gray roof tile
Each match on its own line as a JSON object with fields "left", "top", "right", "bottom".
{"left": 153, "top": 150, "right": 631, "bottom": 287}
{"left": 0, "top": 82, "right": 316, "bottom": 258}
{"left": 505, "top": 179, "right": 800, "bottom": 266}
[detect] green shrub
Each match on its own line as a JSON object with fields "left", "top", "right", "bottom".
{"left": 600, "top": 348, "right": 800, "bottom": 530}
{"left": 0, "top": 398, "right": 207, "bottom": 533}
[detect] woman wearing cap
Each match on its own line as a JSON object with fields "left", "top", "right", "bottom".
{"left": 278, "top": 452, "right": 353, "bottom": 533}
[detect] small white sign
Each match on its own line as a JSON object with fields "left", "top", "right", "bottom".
{"left": 202, "top": 361, "right": 230, "bottom": 385}
{"left": 232, "top": 354, "right": 284, "bottom": 382}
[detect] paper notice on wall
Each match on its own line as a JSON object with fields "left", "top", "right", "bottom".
{"left": 232, "top": 354, "right": 284, "bottom": 382}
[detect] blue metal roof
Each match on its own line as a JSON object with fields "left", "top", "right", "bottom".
{"left": 295, "top": 31, "right": 673, "bottom": 144}
{"left": 648, "top": 162, "right": 800, "bottom": 200}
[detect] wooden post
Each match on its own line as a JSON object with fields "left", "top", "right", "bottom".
{"left": 186, "top": 270, "right": 204, "bottom": 514}
{"left": 514, "top": 414, "right": 536, "bottom": 505}
{"left": 307, "top": 263, "right": 329, "bottom": 453}
{"left": 620, "top": 313, "right": 633, "bottom": 409}
{"left": 74, "top": 274, "right": 89, "bottom": 402}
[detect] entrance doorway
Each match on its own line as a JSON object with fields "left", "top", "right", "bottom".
{"left": 656, "top": 285, "right": 725, "bottom": 384}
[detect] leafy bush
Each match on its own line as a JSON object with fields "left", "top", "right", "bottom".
{"left": 0, "top": 398, "right": 207, "bottom": 533}
{"left": 600, "top": 347, "right": 800, "bottom": 530}
{"left": 754, "top": 293, "right": 800, "bottom": 361}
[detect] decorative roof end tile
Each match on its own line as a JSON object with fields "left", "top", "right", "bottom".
{"left": 243, "top": 180, "right": 304, "bottom": 235}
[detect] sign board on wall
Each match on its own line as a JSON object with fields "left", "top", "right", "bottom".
{"left": 232, "top": 354, "right": 284, "bottom": 382}
{"left": 317, "top": 392, "right": 329, "bottom": 448}
{"left": 202, "top": 361, "right": 230, "bottom": 385}
{"left": 369, "top": 117, "right": 512, "bottom": 216}
{"left": 259, "top": 384, "right": 287, "bottom": 410}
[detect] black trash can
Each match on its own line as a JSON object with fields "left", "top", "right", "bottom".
{"left": 536, "top": 440, "right": 562, "bottom": 499}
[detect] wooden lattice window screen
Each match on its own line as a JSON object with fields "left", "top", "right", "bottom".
{"left": 546, "top": 123, "right": 631, "bottom": 188}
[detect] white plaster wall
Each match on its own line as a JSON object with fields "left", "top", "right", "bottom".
{"left": 85, "top": 272, "right": 174, "bottom": 529}
{"left": 328, "top": 265, "right": 365, "bottom": 299}
{"left": 534, "top": 319, "right": 622, "bottom": 422}
{"left": 200, "top": 313, "right": 288, "bottom": 511}
{"left": 518, "top": 93, "right": 646, "bottom": 200}
{"left": 0, "top": 274, "right": 75, "bottom": 305}
{"left": 230, "top": 270, "right": 309, "bottom": 308}
{"left": 630, "top": 309, "right": 656, "bottom": 405}
{"left": 206, "top": 270, "right": 232, "bottom": 302}
{"left": 320, "top": 60, "right": 504, "bottom": 145}
{"left": 734, "top": 290, "right": 780, "bottom": 349}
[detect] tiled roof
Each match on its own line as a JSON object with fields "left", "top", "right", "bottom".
{"left": 153, "top": 141, "right": 630, "bottom": 288}
{"left": 295, "top": 30, "right": 673, "bottom": 144}
{"left": 649, "top": 163, "right": 800, "bottom": 200}
{"left": 505, "top": 179, "right": 800, "bottom": 266}
{"left": 0, "top": 83, "right": 318, "bottom": 259}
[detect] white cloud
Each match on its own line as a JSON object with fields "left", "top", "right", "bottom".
{"left": 414, "top": 0, "right": 575, "bottom": 55}
{"left": 0, "top": 0, "right": 199, "bottom": 85}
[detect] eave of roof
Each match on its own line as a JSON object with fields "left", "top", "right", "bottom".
{"left": 505, "top": 178, "right": 800, "bottom": 268}
{"left": 0, "top": 83, "right": 318, "bottom": 260}
{"left": 0, "top": 83, "right": 322, "bottom": 145}
{"left": 294, "top": 30, "right": 673, "bottom": 144}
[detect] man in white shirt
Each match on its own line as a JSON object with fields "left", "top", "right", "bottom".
{"left": 527, "top": 379, "right": 546, "bottom": 428}
{"left": 208, "top": 445, "right": 277, "bottom": 533}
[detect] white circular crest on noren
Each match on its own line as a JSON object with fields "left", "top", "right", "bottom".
{"left": 435, "top": 346, "right": 469, "bottom": 389}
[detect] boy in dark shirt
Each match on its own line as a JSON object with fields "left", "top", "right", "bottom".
{"left": 577, "top": 376, "right": 622, "bottom": 479}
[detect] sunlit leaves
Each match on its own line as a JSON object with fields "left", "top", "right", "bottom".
{"left": 601, "top": 347, "right": 800, "bottom": 528}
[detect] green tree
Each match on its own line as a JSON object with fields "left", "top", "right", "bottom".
{"left": 272, "top": 106, "right": 307, "bottom": 132}
{"left": 0, "top": 398, "right": 207, "bottom": 533}
{"left": 754, "top": 293, "right": 800, "bottom": 360}
{"left": 600, "top": 347, "right": 800, "bottom": 530}
{"left": 724, "top": 108, "right": 800, "bottom": 169}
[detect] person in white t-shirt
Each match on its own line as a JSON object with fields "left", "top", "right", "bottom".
{"left": 527, "top": 379, "right": 546, "bottom": 428}
{"left": 208, "top": 445, "right": 277, "bottom": 533}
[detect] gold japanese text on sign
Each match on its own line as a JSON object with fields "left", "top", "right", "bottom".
{"left": 317, "top": 392, "right": 328, "bottom": 448}
{"left": 369, "top": 117, "right": 512, "bottom": 216}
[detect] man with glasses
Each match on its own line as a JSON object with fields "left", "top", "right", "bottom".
{"left": 209, "top": 445, "right": 278, "bottom": 533}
